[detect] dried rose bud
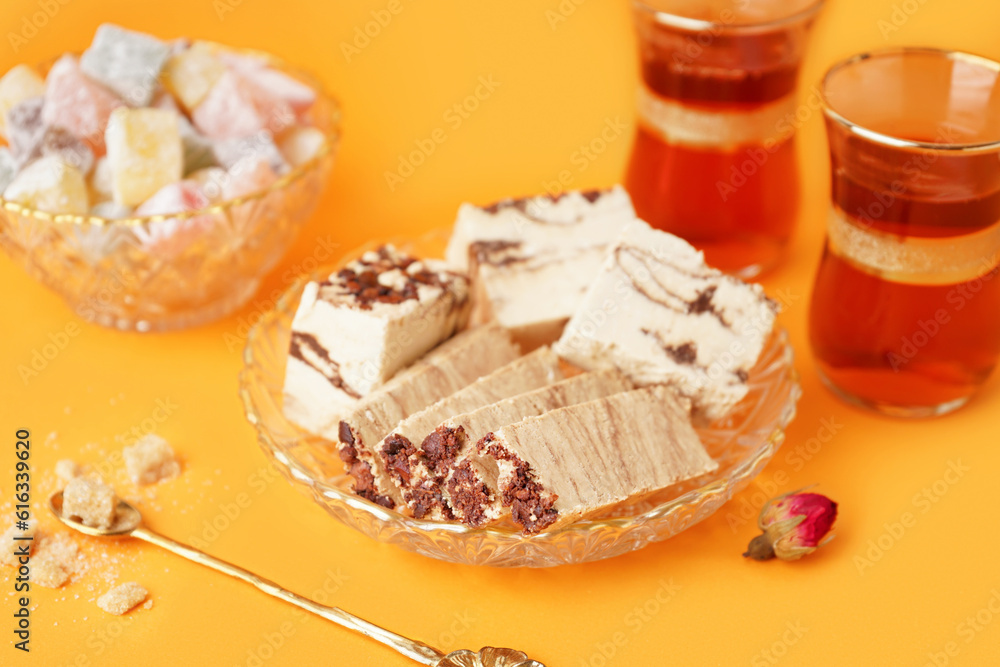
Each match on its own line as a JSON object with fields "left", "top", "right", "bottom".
{"left": 743, "top": 488, "right": 837, "bottom": 561}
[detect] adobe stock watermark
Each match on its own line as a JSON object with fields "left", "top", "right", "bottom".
{"left": 923, "top": 589, "right": 1000, "bottom": 667}
{"left": 109, "top": 397, "right": 180, "bottom": 449}
{"left": 384, "top": 75, "right": 501, "bottom": 191}
{"left": 214, "top": 0, "right": 248, "bottom": 21}
{"left": 751, "top": 620, "right": 809, "bottom": 667}
{"left": 846, "top": 125, "right": 960, "bottom": 232}
{"left": 223, "top": 234, "right": 341, "bottom": 353}
{"left": 877, "top": 0, "right": 932, "bottom": 40}
{"left": 339, "top": 0, "right": 413, "bottom": 63}
{"left": 545, "top": 0, "right": 592, "bottom": 30}
{"left": 8, "top": 0, "right": 74, "bottom": 53}
{"left": 540, "top": 117, "right": 629, "bottom": 198}
{"left": 189, "top": 464, "right": 283, "bottom": 550}
{"left": 886, "top": 255, "right": 999, "bottom": 372}
{"left": 66, "top": 606, "right": 143, "bottom": 666}
{"left": 236, "top": 567, "right": 352, "bottom": 667}
{"left": 577, "top": 579, "right": 681, "bottom": 667}
{"left": 716, "top": 85, "right": 823, "bottom": 203}
{"left": 854, "top": 459, "right": 969, "bottom": 575}
{"left": 16, "top": 321, "right": 81, "bottom": 386}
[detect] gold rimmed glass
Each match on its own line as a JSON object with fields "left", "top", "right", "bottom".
{"left": 624, "top": 0, "right": 825, "bottom": 278}
{"left": 809, "top": 48, "right": 1000, "bottom": 417}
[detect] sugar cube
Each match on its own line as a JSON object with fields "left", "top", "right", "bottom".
{"left": 278, "top": 126, "right": 326, "bottom": 167}
{"left": 0, "top": 64, "right": 45, "bottom": 139}
{"left": 0, "top": 147, "right": 17, "bottom": 192}
{"left": 150, "top": 90, "right": 217, "bottom": 175}
{"left": 123, "top": 434, "right": 180, "bottom": 485}
{"left": 213, "top": 130, "right": 288, "bottom": 174}
{"left": 192, "top": 70, "right": 293, "bottom": 140}
{"left": 106, "top": 107, "right": 183, "bottom": 207}
{"left": 3, "top": 156, "right": 89, "bottom": 215}
{"left": 43, "top": 55, "right": 123, "bottom": 151}
{"left": 5, "top": 96, "right": 45, "bottom": 159}
{"left": 0, "top": 519, "right": 36, "bottom": 567}
{"left": 162, "top": 47, "right": 226, "bottom": 111}
{"left": 62, "top": 476, "right": 118, "bottom": 529}
{"left": 54, "top": 459, "right": 82, "bottom": 482}
{"left": 97, "top": 582, "right": 148, "bottom": 615}
{"left": 80, "top": 24, "right": 170, "bottom": 107}
{"left": 223, "top": 157, "right": 278, "bottom": 200}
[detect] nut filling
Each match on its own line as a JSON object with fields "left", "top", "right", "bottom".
{"left": 338, "top": 423, "right": 394, "bottom": 509}
{"left": 446, "top": 460, "right": 494, "bottom": 528}
{"left": 420, "top": 425, "right": 466, "bottom": 478}
{"left": 483, "top": 436, "right": 559, "bottom": 534}
{"left": 380, "top": 434, "right": 416, "bottom": 486}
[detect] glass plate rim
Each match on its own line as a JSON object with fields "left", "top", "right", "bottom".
{"left": 238, "top": 230, "right": 802, "bottom": 559}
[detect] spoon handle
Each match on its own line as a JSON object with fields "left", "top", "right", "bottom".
{"left": 131, "top": 526, "right": 444, "bottom": 666}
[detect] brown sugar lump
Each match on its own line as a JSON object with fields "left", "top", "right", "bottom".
{"left": 448, "top": 386, "right": 718, "bottom": 534}
{"left": 62, "top": 476, "right": 118, "bottom": 529}
{"left": 30, "top": 533, "right": 81, "bottom": 588}
{"left": 123, "top": 434, "right": 181, "bottom": 485}
{"left": 97, "top": 582, "right": 149, "bottom": 615}
{"left": 54, "top": 459, "right": 82, "bottom": 482}
{"left": 0, "top": 520, "right": 37, "bottom": 567}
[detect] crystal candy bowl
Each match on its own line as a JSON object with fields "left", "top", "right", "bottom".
{"left": 239, "top": 233, "right": 801, "bottom": 567}
{"left": 0, "top": 53, "right": 340, "bottom": 332}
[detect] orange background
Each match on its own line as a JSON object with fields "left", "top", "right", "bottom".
{"left": 3, "top": 0, "right": 1000, "bottom": 665}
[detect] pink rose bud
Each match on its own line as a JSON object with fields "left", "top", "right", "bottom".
{"left": 743, "top": 488, "right": 837, "bottom": 561}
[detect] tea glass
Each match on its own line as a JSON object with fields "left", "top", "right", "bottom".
{"left": 809, "top": 48, "right": 1000, "bottom": 417}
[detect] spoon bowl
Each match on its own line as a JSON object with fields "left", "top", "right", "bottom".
{"left": 49, "top": 491, "right": 142, "bottom": 537}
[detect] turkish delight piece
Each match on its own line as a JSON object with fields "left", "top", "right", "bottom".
{"left": 162, "top": 47, "right": 226, "bottom": 111}
{"left": 42, "top": 55, "right": 123, "bottom": 151}
{"left": 3, "top": 156, "right": 89, "bottom": 214}
{"left": 80, "top": 24, "right": 170, "bottom": 106}
{"left": 5, "top": 96, "right": 45, "bottom": 160}
{"left": 278, "top": 126, "right": 326, "bottom": 167}
{"left": 191, "top": 70, "right": 293, "bottom": 140}
{"left": 0, "top": 64, "right": 45, "bottom": 139}
{"left": 105, "top": 107, "right": 183, "bottom": 207}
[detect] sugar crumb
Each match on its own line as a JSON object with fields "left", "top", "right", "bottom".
{"left": 97, "top": 582, "right": 148, "bottom": 615}
{"left": 123, "top": 435, "right": 180, "bottom": 485}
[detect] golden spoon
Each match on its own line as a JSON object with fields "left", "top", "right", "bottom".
{"left": 49, "top": 492, "right": 544, "bottom": 667}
